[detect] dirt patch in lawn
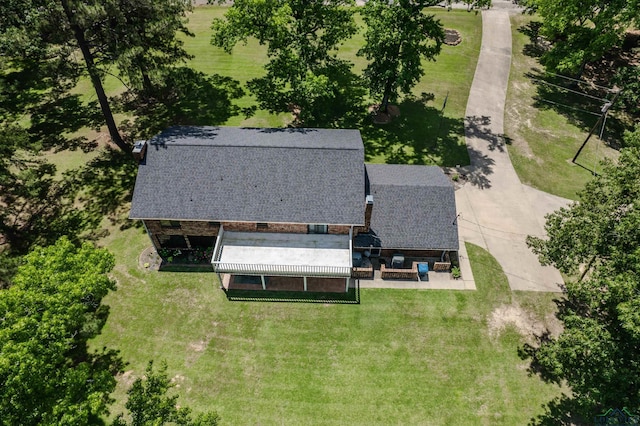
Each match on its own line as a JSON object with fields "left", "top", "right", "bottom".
{"left": 188, "top": 339, "right": 209, "bottom": 353}
{"left": 488, "top": 303, "right": 561, "bottom": 343}
{"left": 186, "top": 334, "right": 214, "bottom": 366}
{"left": 369, "top": 103, "right": 401, "bottom": 124}
{"left": 118, "top": 370, "right": 137, "bottom": 388}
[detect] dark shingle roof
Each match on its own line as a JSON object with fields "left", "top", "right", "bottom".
{"left": 129, "top": 126, "right": 365, "bottom": 225}
{"left": 355, "top": 164, "right": 459, "bottom": 250}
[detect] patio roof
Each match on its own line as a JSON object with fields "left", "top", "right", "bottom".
{"left": 212, "top": 231, "right": 352, "bottom": 277}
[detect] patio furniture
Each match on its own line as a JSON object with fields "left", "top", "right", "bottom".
{"left": 418, "top": 263, "right": 429, "bottom": 278}
{"left": 391, "top": 254, "right": 405, "bottom": 269}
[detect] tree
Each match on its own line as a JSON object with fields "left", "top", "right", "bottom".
{"left": 443, "top": 0, "right": 492, "bottom": 12}
{"left": 0, "top": 125, "right": 89, "bottom": 256}
{"left": 59, "top": 0, "right": 130, "bottom": 151}
{"left": 0, "top": 0, "right": 196, "bottom": 152}
{"left": 113, "top": 361, "right": 219, "bottom": 426}
{"left": 358, "top": 0, "right": 444, "bottom": 113}
{"left": 613, "top": 65, "right": 640, "bottom": 115}
{"left": 211, "top": 0, "right": 364, "bottom": 126}
{"left": 0, "top": 238, "right": 123, "bottom": 425}
{"left": 99, "top": 0, "right": 194, "bottom": 95}
{"left": 523, "top": 125, "right": 640, "bottom": 421}
{"left": 117, "top": 67, "right": 248, "bottom": 139}
{"left": 522, "top": 0, "right": 640, "bottom": 76}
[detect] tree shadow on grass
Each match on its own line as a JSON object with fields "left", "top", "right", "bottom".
{"left": 68, "top": 147, "right": 141, "bottom": 237}
{"left": 518, "top": 22, "right": 547, "bottom": 59}
{"left": 517, "top": 294, "right": 607, "bottom": 426}
{"left": 117, "top": 67, "right": 249, "bottom": 140}
{"left": 516, "top": 22, "right": 627, "bottom": 150}
{"left": 358, "top": 96, "right": 469, "bottom": 167}
{"left": 524, "top": 69, "right": 625, "bottom": 151}
{"left": 527, "top": 395, "right": 590, "bottom": 426}
{"left": 0, "top": 65, "right": 103, "bottom": 152}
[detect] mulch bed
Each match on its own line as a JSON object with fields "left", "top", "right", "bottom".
{"left": 139, "top": 246, "right": 162, "bottom": 271}
{"left": 444, "top": 29, "right": 462, "bottom": 46}
{"left": 369, "top": 104, "right": 401, "bottom": 124}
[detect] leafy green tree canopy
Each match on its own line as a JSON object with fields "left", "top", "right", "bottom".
{"left": 523, "top": 0, "right": 640, "bottom": 76}
{"left": 211, "top": 0, "right": 364, "bottom": 126}
{"left": 358, "top": 0, "right": 444, "bottom": 113}
{"left": 0, "top": 0, "right": 196, "bottom": 151}
{"left": 113, "top": 361, "right": 219, "bottom": 426}
{"left": 99, "top": 0, "right": 194, "bottom": 94}
{"left": 0, "top": 238, "right": 123, "bottom": 425}
{"left": 524, "top": 125, "right": 640, "bottom": 421}
{"left": 443, "top": 0, "right": 492, "bottom": 12}
{"left": 0, "top": 125, "right": 86, "bottom": 256}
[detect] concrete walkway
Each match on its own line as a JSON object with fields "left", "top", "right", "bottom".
{"left": 455, "top": 3, "right": 569, "bottom": 292}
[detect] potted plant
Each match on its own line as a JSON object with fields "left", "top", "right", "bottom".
{"left": 451, "top": 266, "right": 461, "bottom": 280}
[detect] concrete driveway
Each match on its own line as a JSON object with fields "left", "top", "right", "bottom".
{"left": 455, "top": 4, "right": 569, "bottom": 292}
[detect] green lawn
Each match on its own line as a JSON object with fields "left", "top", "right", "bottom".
{"left": 92, "top": 226, "right": 562, "bottom": 425}
{"left": 50, "top": 6, "right": 481, "bottom": 172}
{"left": 49, "top": 6, "right": 481, "bottom": 172}
{"left": 505, "top": 14, "right": 620, "bottom": 200}
{"left": 357, "top": 9, "right": 481, "bottom": 166}
{"left": 180, "top": 6, "right": 481, "bottom": 166}
{"left": 48, "top": 10, "right": 562, "bottom": 421}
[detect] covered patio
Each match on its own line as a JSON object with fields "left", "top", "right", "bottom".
{"left": 221, "top": 274, "right": 352, "bottom": 292}
{"left": 212, "top": 229, "right": 353, "bottom": 292}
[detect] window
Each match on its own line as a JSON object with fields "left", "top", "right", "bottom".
{"left": 158, "top": 235, "right": 188, "bottom": 248}
{"left": 187, "top": 236, "right": 216, "bottom": 249}
{"left": 308, "top": 224, "right": 328, "bottom": 234}
{"left": 160, "top": 220, "right": 181, "bottom": 229}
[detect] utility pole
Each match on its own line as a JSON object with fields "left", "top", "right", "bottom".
{"left": 572, "top": 88, "right": 621, "bottom": 164}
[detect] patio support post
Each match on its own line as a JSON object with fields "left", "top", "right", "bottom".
{"left": 303, "top": 276, "right": 308, "bottom": 292}
{"left": 260, "top": 275, "right": 266, "bottom": 290}
{"left": 345, "top": 277, "right": 350, "bottom": 292}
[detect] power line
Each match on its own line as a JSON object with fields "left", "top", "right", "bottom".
{"left": 572, "top": 89, "right": 622, "bottom": 163}
{"left": 457, "top": 219, "right": 549, "bottom": 239}
{"left": 534, "top": 97, "right": 601, "bottom": 117}
{"left": 542, "top": 71, "right": 614, "bottom": 92}
{"left": 530, "top": 77, "right": 610, "bottom": 103}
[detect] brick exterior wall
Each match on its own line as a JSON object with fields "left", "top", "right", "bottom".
{"left": 377, "top": 249, "right": 449, "bottom": 259}
{"left": 144, "top": 220, "right": 220, "bottom": 250}
{"left": 143, "top": 219, "right": 352, "bottom": 250}
{"left": 328, "top": 225, "right": 351, "bottom": 235}
{"left": 222, "top": 222, "right": 308, "bottom": 233}
{"left": 380, "top": 262, "right": 418, "bottom": 280}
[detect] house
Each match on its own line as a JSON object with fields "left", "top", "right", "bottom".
{"left": 129, "top": 126, "right": 458, "bottom": 292}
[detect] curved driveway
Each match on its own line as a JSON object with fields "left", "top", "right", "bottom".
{"left": 455, "top": 3, "right": 569, "bottom": 292}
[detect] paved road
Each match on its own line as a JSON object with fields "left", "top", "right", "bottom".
{"left": 456, "top": 3, "right": 569, "bottom": 292}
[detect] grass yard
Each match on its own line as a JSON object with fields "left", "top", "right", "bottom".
{"left": 505, "top": 14, "right": 620, "bottom": 200}
{"left": 50, "top": 6, "right": 480, "bottom": 171}
{"left": 182, "top": 6, "right": 481, "bottom": 166}
{"left": 92, "top": 226, "right": 562, "bottom": 425}
{"left": 50, "top": 6, "right": 481, "bottom": 173}
{"left": 356, "top": 9, "right": 481, "bottom": 166}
